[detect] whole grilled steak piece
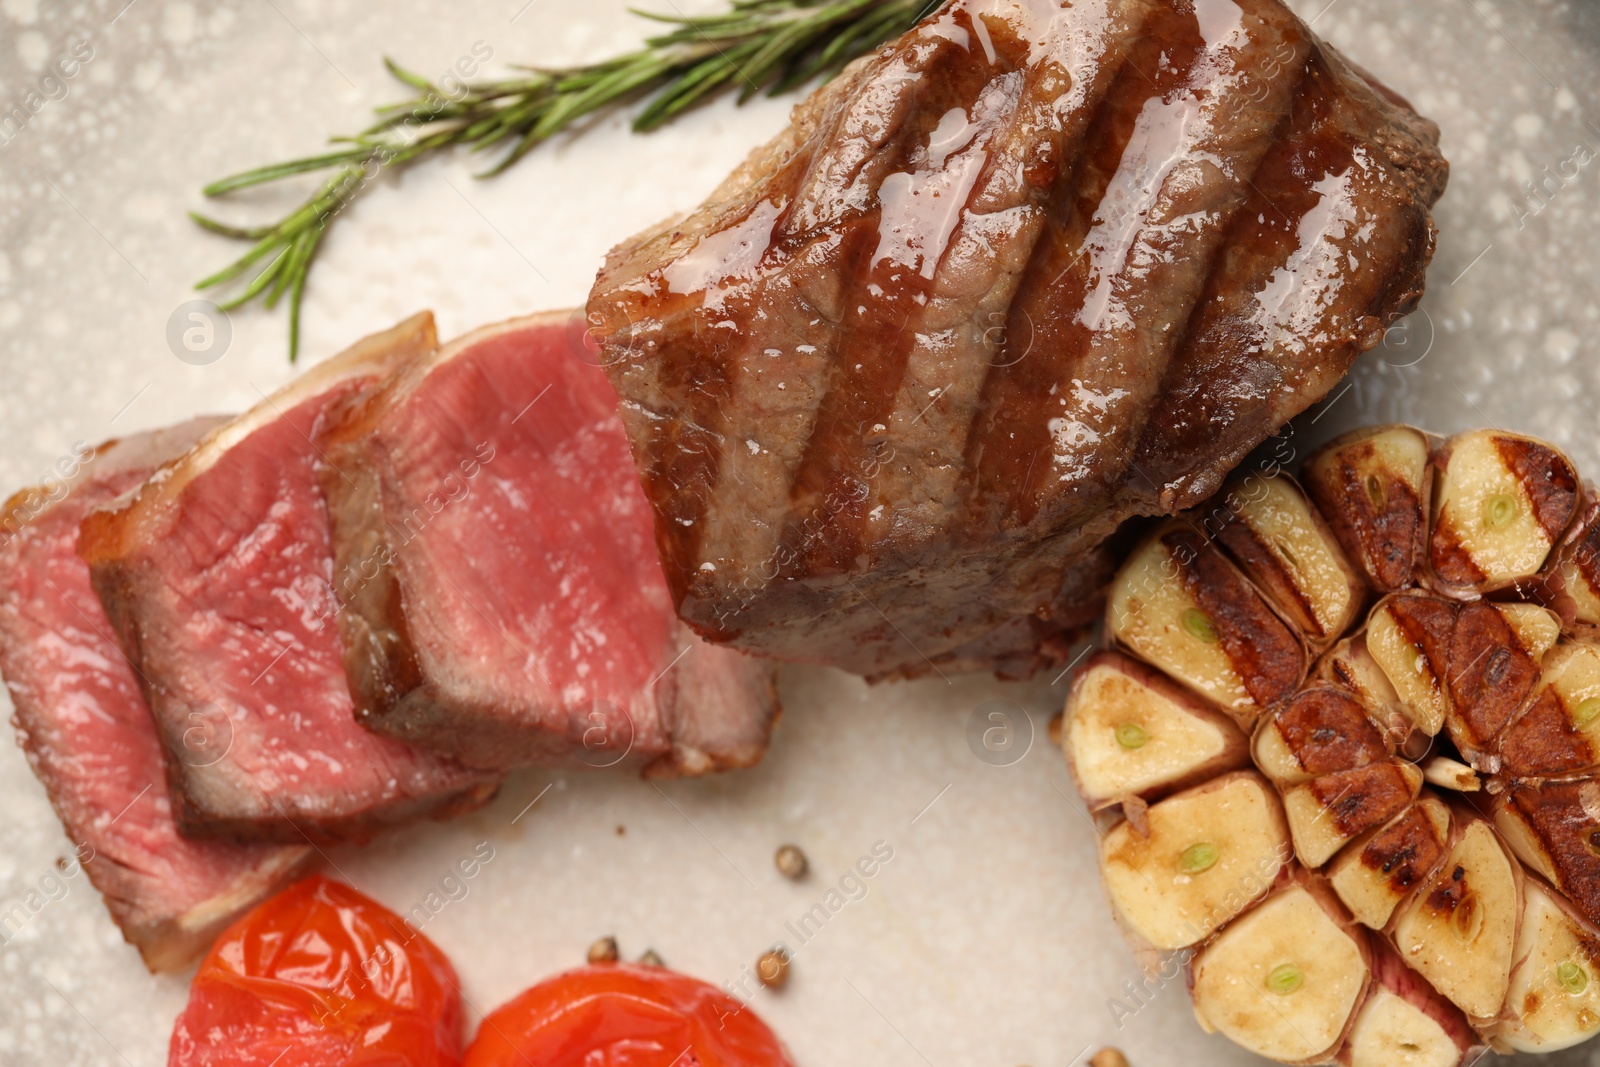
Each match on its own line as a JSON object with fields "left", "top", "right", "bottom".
{"left": 0, "top": 423, "right": 312, "bottom": 971}
{"left": 587, "top": 0, "right": 1448, "bottom": 679}
{"left": 79, "top": 315, "right": 498, "bottom": 844}
{"left": 320, "top": 311, "right": 778, "bottom": 776}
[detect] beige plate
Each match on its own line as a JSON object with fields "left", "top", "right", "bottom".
{"left": 0, "top": 1, "right": 1597, "bottom": 1064}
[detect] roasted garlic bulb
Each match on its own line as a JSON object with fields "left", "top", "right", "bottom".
{"left": 1064, "top": 426, "right": 1600, "bottom": 1063}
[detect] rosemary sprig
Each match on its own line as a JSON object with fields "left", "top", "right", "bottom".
{"left": 193, "top": 0, "right": 946, "bottom": 360}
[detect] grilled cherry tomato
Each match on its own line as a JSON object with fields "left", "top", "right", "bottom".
{"left": 463, "top": 963, "right": 794, "bottom": 1067}
{"left": 169, "top": 875, "right": 462, "bottom": 1067}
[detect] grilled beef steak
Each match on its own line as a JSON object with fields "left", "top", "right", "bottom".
{"left": 587, "top": 0, "right": 1448, "bottom": 679}
{"left": 320, "top": 311, "right": 779, "bottom": 775}
{"left": 0, "top": 423, "right": 312, "bottom": 970}
{"left": 79, "top": 315, "right": 498, "bottom": 844}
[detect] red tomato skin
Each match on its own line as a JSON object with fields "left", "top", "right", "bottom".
{"left": 169, "top": 875, "right": 462, "bottom": 1067}
{"left": 464, "top": 964, "right": 794, "bottom": 1067}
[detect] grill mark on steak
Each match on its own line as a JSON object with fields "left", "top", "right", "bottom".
{"left": 639, "top": 328, "right": 735, "bottom": 590}
{"left": 1126, "top": 44, "right": 1439, "bottom": 514}
{"left": 859, "top": 62, "right": 1072, "bottom": 549}
{"left": 588, "top": 0, "right": 1448, "bottom": 678}
{"left": 840, "top": 3, "right": 1158, "bottom": 562}
{"left": 966, "top": 2, "right": 1184, "bottom": 531}
{"left": 973, "top": 0, "right": 1310, "bottom": 530}
{"left": 729, "top": 46, "right": 973, "bottom": 591}
{"left": 0, "top": 422, "right": 313, "bottom": 970}
{"left": 779, "top": 19, "right": 1022, "bottom": 576}
{"left": 599, "top": 50, "right": 926, "bottom": 618}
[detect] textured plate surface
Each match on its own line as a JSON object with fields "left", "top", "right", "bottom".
{"left": 0, "top": 1, "right": 1596, "bottom": 1064}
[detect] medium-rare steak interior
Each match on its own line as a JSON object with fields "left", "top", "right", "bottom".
{"left": 321, "top": 311, "right": 779, "bottom": 775}
{"left": 587, "top": 0, "right": 1449, "bottom": 679}
{"left": 79, "top": 314, "right": 499, "bottom": 844}
{"left": 0, "top": 422, "right": 312, "bottom": 971}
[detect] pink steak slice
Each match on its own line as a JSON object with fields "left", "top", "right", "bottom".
{"left": 0, "top": 421, "right": 312, "bottom": 971}
{"left": 321, "top": 310, "right": 780, "bottom": 775}
{"left": 79, "top": 314, "right": 499, "bottom": 844}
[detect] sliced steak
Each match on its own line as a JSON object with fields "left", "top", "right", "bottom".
{"left": 587, "top": 0, "right": 1448, "bottom": 679}
{"left": 78, "top": 314, "right": 499, "bottom": 844}
{"left": 320, "top": 311, "right": 779, "bottom": 775}
{"left": 0, "top": 422, "right": 312, "bottom": 971}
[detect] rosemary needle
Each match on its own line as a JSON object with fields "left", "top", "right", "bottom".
{"left": 193, "top": 0, "right": 948, "bottom": 360}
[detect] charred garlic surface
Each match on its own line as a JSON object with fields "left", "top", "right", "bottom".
{"left": 1065, "top": 425, "right": 1600, "bottom": 1063}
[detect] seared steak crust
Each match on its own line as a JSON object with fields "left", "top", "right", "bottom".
{"left": 588, "top": 0, "right": 1447, "bottom": 679}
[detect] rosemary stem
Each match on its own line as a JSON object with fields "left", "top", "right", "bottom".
{"left": 193, "top": 0, "right": 948, "bottom": 360}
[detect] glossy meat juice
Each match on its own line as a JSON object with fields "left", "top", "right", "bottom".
{"left": 589, "top": 0, "right": 1447, "bottom": 678}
